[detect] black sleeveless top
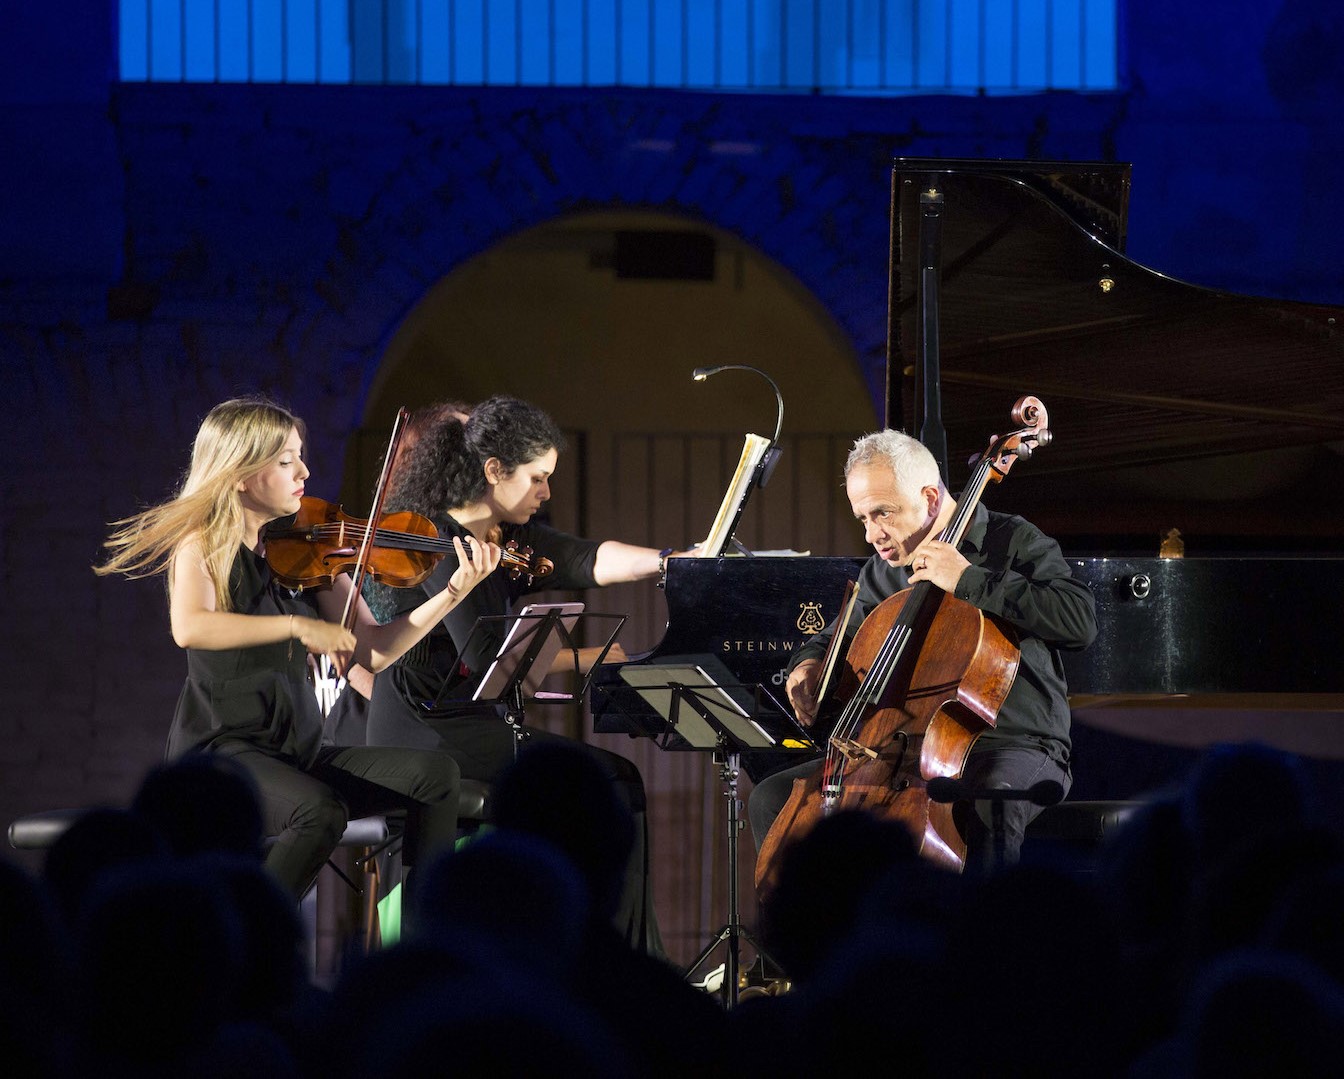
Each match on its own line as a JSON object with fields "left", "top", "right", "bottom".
{"left": 166, "top": 545, "right": 324, "bottom": 767}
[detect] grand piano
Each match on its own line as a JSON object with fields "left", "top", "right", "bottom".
{"left": 596, "top": 158, "right": 1344, "bottom": 804}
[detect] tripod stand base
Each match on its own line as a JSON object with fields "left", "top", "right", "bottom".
{"left": 685, "top": 923, "right": 773, "bottom": 1006}
{"left": 682, "top": 747, "right": 787, "bottom": 1006}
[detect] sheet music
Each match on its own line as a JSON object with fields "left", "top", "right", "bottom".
{"left": 619, "top": 663, "right": 775, "bottom": 749}
{"left": 698, "top": 432, "right": 772, "bottom": 558}
{"left": 472, "top": 601, "right": 584, "bottom": 701}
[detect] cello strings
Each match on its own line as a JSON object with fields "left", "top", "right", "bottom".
{"left": 823, "top": 451, "right": 997, "bottom": 785}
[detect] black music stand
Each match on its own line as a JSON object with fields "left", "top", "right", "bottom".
{"left": 598, "top": 666, "right": 815, "bottom": 1006}
{"left": 434, "top": 605, "right": 626, "bottom": 755}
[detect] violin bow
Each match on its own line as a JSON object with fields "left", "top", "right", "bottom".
{"left": 338, "top": 407, "right": 410, "bottom": 633}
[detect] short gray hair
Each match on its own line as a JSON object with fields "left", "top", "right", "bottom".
{"left": 845, "top": 430, "right": 941, "bottom": 496}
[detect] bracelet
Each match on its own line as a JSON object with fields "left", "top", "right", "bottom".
{"left": 657, "top": 547, "right": 674, "bottom": 576}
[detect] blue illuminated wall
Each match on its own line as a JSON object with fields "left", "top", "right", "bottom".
{"left": 116, "top": 0, "right": 1118, "bottom": 92}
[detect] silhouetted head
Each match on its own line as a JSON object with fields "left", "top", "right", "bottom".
{"left": 43, "top": 806, "right": 170, "bottom": 925}
{"left": 132, "top": 752, "right": 265, "bottom": 861}
{"left": 759, "top": 809, "right": 917, "bottom": 982}
{"left": 411, "top": 830, "right": 589, "bottom": 979}
{"left": 1181, "top": 741, "right": 1314, "bottom": 871}
{"left": 1187, "top": 824, "right": 1343, "bottom": 971}
{"left": 76, "top": 859, "right": 244, "bottom": 1064}
{"left": 940, "top": 863, "right": 1125, "bottom": 1077}
{"left": 491, "top": 742, "right": 635, "bottom": 921}
{"left": 317, "top": 933, "right": 627, "bottom": 1079}
{"left": 199, "top": 852, "right": 307, "bottom": 1023}
{"left": 1172, "top": 948, "right": 1344, "bottom": 1078}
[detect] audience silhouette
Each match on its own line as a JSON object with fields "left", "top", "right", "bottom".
{"left": 486, "top": 741, "right": 732, "bottom": 1077}
{"left": 5, "top": 737, "right": 1344, "bottom": 1076}
{"left": 131, "top": 752, "right": 266, "bottom": 862}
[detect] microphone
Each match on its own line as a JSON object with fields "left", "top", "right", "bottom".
{"left": 925, "top": 777, "right": 1064, "bottom": 807}
{"left": 692, "top": 364, "right": 784, "bottom": 487}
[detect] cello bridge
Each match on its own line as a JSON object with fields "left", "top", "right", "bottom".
{"left": 828, "top": 736, "right": 879, "bottom": 764}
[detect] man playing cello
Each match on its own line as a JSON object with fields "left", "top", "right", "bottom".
{"left": 748, "top": 427, "right": 1097, "bottom": 873}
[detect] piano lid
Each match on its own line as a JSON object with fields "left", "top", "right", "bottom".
{"left": 887, "top": 158, "right": 1344, "bottom": 549}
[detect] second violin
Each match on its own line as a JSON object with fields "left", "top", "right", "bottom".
{"left": 265, "top": 496, "right": 553, "bottom": 591}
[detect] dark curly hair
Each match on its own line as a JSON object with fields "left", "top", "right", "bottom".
{"left": 386, "top": 395, "right": 566, "bottom": 516}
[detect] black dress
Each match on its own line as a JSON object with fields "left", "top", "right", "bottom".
{"left": 168, "top": 545, "right": 462, "bottom": 898}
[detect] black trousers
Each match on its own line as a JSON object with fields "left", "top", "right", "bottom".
{"left": 748, "top": 742, "right": 1071, "bottom": 873}
{"left": 225, "top": 743, "right": 461, "bottom": 898}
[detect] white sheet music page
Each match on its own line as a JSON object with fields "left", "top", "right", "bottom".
{"left": 698, "top": 432, "right": 771, "bottom": 558}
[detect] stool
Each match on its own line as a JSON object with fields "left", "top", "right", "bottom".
{"left": 8, "top": 806, "right": 399, "bottom": 920}
{"left": 1022, "top": 799, "right": 1144, "bottom": 870}
{"left": 457, "top": 777, "right": 491, "bottom": 823}
{"left": 12, "top": 781, "right": 492, "bottom": 960}
{"left": 8, "top": 780, "right": 492, "bottom": 854}
{"left": 8, "top": 807, "right": 86, "bottom": 851}
{"left": 342, "top": 778, "right": 492, "bottom": 949}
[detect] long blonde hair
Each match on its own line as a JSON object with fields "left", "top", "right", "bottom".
{"left": 95, "top": 397, "right": 304, "bottom": 611}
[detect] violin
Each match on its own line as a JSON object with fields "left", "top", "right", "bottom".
{"left": 265, "top": 496, "right": 554, "bottom": 591}
{"left": 754, "top": 397, "right": 1050, "bottom": 895}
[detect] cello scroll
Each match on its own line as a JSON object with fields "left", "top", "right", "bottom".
{"left": 976, "top": 395, "right": 1051, "bottom": 481}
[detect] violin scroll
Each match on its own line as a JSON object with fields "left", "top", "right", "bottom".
{"left": 503, "top": 541, "right": 554, "bottom": 584}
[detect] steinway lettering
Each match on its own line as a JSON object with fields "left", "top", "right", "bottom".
{"left": 721, "top": 640, "right": 796, "bottom": 653}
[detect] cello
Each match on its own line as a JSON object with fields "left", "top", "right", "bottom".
{"left": 754, "top": 396, "right": 1051, "bottom": 894}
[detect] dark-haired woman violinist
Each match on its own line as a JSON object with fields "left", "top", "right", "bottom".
{"left": 365, "top": 394, "right": 688, "bottom": 954}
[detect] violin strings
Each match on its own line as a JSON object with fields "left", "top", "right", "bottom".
{"left": 824, "top": 451, "right": 995, "bottom": 791}
{"left": 282, "top": 522, "right": 533, "bottom": 567}
{"left": 285, "top": 522, "right": 457, "bottom": 552}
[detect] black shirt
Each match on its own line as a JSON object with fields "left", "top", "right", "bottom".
{"left": 368, "top": 515, "right": 602, "bottom": 715}
{"left": 789, "top": 503, "right": 1097, "bottom": 761}
{"left": 168, "top": 545, "right": 324, "bottom": 766}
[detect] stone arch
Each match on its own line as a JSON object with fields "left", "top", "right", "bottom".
{"left": 343, "top": 207, "right": 879, "bottom": 519}
{"left": 303, "top": 91, "right": 895, "bottom": 446}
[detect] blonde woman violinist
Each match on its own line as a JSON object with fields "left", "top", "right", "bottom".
{"left": 97, "top": 397, "right": 501, "bottom": 898}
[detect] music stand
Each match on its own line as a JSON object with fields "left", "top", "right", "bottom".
{"left": 437, "top": 603, "right": 626, "bottom": 755}
{"left": 604, "top": 664, "right": 815, "bottom": 1006}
